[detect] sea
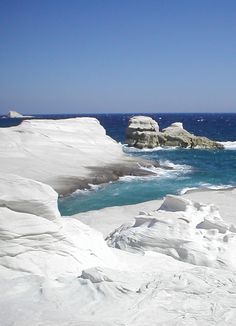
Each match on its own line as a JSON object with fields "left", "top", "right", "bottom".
{"left": 1, "top": 113, "right": 236, "bottom": 215}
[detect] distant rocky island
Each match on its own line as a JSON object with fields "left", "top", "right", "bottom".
{"left": 1, "top": 110, "right": 33, "bottom": 118}
{"left": 126, "top": 115, "right": 223, "bottom": 149}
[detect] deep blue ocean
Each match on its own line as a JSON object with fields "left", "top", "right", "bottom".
{"left": 1, "top": 113, "right": 236, "bottom": 215}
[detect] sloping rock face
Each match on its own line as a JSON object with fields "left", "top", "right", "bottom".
{"left": 126, "top": 117, "right": 223, "bottom": 149}
{"left": 0, "top": 174, "right": 60, "bottom": 220}
{"left": 0, "top": 118, "right": 138, "bottom": 194}
{"left": 0, "top": 175, "right": 117, "bottom": 278}
{"left": 126, "top": 116, "right": 160, "bottom": 149}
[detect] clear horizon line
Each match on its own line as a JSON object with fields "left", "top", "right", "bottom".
{"left": 1, "top": 111, "right": 236, "bottom": 116}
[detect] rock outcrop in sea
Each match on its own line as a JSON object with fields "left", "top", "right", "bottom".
{"left": 7, "top": 110, "right": 24, "bottom": 118}
{"left": 126, "top": 116, "right": 160, "bottom": 149}
{"left": 126, "top": 116, "right": 223, "bottom": 149}
{"left": 2, "top": 110, "right": 33, "bottom": 119}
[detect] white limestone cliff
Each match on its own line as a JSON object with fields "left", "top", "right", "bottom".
{"left": 0, "top": 118, "right": 130, "bottom": 193}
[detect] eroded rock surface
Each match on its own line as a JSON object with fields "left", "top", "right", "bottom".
{"left": 0, "top": 175, "right": 117, "bottom": 278}
{"left": 126, "top": 116, "right": 160, "bottom": 149}
{"left": 107, "top": 195, "right": 236, "bottom": 270}
{"left": 161, "top": 123, "right": 223, "bottom": 148}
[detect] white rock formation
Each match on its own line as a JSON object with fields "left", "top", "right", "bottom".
{"left": 0, "top": 175, "right": 117, "bottom": 279}
{"left": 127, "top": 116, "right": 160, "bottom": 132}
{"left": 0, "top": 118, "right": 131, "bottom": 193}
{"left": 168, "top": 122, "right": 184, "bottom": 129}
{"left": 126, "top": 116, "right": 160, "bottom": 148}
{"left": 0, "top": 117, "right": 234, "bottom": 325}
{"left": 0, "top": 207, "right": 117, "bottom": 278}
{"left": 7, "top": 110, "right": 24, "bottom": 118}
{"left": 107, "top": 195, "right": 236, "bottom": 270}
{"left": 0, "top": 174, "right": 60, "bottom": 220}
{"left": 1, "top": 183, "right": 236, "bottom": 325}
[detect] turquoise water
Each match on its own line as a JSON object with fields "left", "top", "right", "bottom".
{"left": 59, "top": 146, "right": 236, "bottom": 215}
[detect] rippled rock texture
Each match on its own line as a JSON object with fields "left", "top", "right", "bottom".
{"left": 107, "top": 195, "right": 236, "bottom": 270}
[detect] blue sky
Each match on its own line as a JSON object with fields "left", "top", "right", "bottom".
{"left": 0, "top": 0, "right": 235, "bottom": 114}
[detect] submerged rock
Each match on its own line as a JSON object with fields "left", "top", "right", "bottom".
{"left": 126, "top": 116, "right": 223, "bottom": 149}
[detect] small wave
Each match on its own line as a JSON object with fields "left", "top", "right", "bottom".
{"left": 122, "top": 144, "right": 178, "bottom": 153}
{"left": 120, "top": 161, "right": 193, "bottom": 183}
{"left": 88, "top": 183, "right": 101, "bottom": 191}
{"left": 119, "top": 170, "right": 174, "bottom": 182}
{"left": 180, "top": 187, "right": 200, "bottom": 195}
{"left": 119, "top": 175, "right": 158, "bottom": 182}
{"left": 220, "top": 141, "right": 236, "bottom": 150}
{"left": 138, "top": 161, "right": 192, "bottom": 174}
{"left": 159, "top": 160, "right": 192, "bottom": 171}
{"left": 71, "top": 183, "right": 102, "bottom": 196}
{"left": 203, "top": 184, "right": 234, "bottom": 190}
{"left": 123, "top": 145, "right": 162, "bottom": 153}
{"left": 180, "top": 184, "right": 234, "bottom": 195}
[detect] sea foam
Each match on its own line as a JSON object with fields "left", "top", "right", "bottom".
{"left": 220, "top": 141, "right": 236, "bottom": 150}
